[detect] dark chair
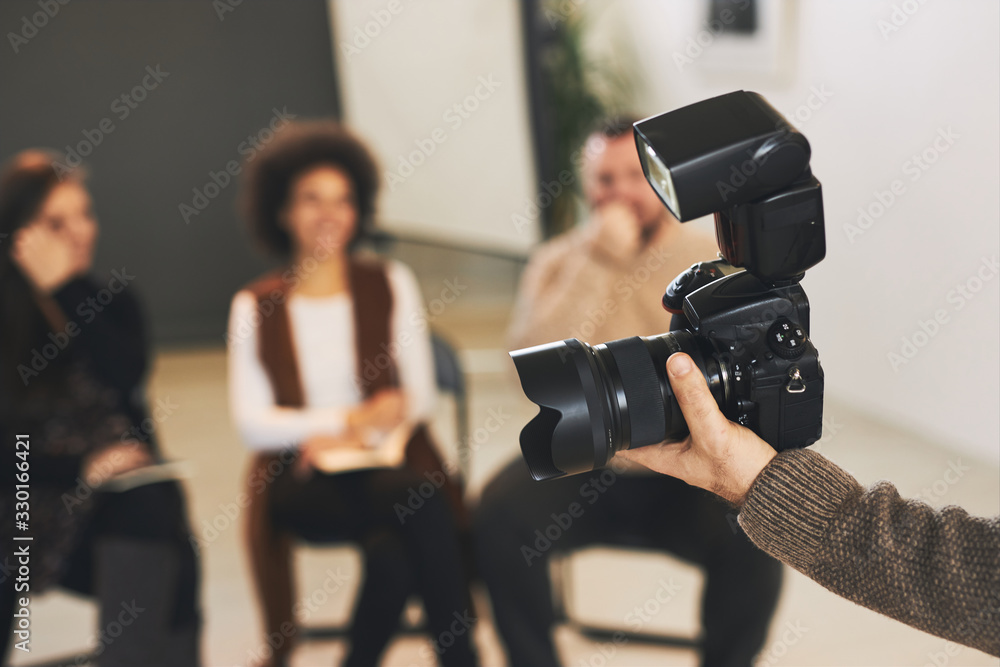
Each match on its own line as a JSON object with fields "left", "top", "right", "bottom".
{"left": 430, "top": 332, "right": 470, "bottom": 479}
{"left": 18, "top": 480, "right": 192, "bottom": 667}
{"left": 550, "top": 541, "right": 703, "bottom": 654}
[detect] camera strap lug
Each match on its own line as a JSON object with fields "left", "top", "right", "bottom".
{"left": 786, "top": 367, "right": 806, "bottom": 393}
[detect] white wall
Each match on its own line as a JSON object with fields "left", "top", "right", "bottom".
{"left": 584, "top": 0, "right": 999, "bottom": 462}
{"left": 328, "top": 0, "right": 540, "bottom": 254}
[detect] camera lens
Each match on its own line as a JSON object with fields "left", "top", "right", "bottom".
{"left": 510, "top": 330, "right": 729, "bottom": 480}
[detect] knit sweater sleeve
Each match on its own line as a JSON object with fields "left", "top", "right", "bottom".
{"left": 738, "top": 448, "right": 1000, "bottom": 655}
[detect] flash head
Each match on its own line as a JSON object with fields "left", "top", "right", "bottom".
{"left": 634, "top": 90, "right": 811, "bottom": 221}
{"left": 634, "top": 91, "right": 825, "bottom": 284}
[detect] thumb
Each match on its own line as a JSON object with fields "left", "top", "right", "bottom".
{"left": 666, "top": 353, "right": 728, "bottom": 441}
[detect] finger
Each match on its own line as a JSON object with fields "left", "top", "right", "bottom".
{"left": 12, "top": 226, "right": 46, "bottom": 260}
{"left": 666, "top": 353, "right": 729, "bottom": 441}
{"left": 618, "top": 441, "right": 683, "bottom": 477}
{"left": 118, "top": 441, "right": 147, "bottom": 458}
{"left": 11, "top": 228, "right": 30, "bottom": 252}
{"left": 131, "top": 450, "right": 154, "bottom": 467}
{"left": 618, "top": 446, "right": 653, "bottom": 466}
{"left": 20, "top": 222, "right": 51, "bottom": 246}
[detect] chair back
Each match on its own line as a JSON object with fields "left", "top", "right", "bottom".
{"left": 430, "top": 332, "right": 470, "bottom": 480}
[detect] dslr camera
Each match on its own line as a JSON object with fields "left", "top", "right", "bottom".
{"left": 511, "top": 91, "right": 826, "bottom": 480}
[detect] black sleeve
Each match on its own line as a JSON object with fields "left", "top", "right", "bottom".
{"left": 2, "top": 388, "right": 135, "bottom": 488}
{"left": 18, "top": 450, "right": 84, "bottom": 487}
{"left": 2, "top": 425, "right": 80, "bottom": 487}
{"left": 50, "top": 275, "right": 150, "bottom": 401}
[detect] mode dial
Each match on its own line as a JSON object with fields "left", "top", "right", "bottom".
{"left": 767, "top": 318, "right": 807, "bottom": 359}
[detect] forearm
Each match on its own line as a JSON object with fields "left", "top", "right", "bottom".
{"left": 739, "top": 448, "right": 1000, "bottom": 655}
{"left": 233, "top": 403, "right": 350, "bottom": 452}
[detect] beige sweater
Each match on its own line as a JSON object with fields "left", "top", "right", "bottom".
{"left": 740, "top": 448, "right": 1000, "bottom": 655}
{"left": 508, "top": 220, "right": 719, "bottom": 350}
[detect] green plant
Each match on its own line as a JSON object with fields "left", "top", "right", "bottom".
{"left": 537, "top": 0, "right": 637, "bottom": 237}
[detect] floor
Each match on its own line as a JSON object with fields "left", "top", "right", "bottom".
{"left": 13, "top": 302, "right": 1000, "bottom": 667}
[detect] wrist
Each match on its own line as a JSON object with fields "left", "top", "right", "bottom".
{"left": 730, "top": 444, "right": 777, "bottom": 506}
{"left": 33, "top": 275, "right": 64, "bottom": 295}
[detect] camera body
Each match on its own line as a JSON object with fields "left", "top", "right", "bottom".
{"left": 510, "top": 91, "right": 828, "bottom": 481}
{"left": 666, "top": 260, "right": 824, "bottom": 451}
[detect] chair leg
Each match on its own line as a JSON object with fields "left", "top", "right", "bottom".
{"left": 549, "top": 553, "right": 571, "bottom": 623}
{"left": 553, "top": 550, "right": 703, "bottom": 656}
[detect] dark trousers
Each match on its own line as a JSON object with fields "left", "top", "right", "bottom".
{"left": 474, "top": 459, "right": 783, "bottom": 667}
{"left": 269, "top": 465, "right": 478, "bottom": 667}
{"left": 1, "top": 481, "right": 201, "bottom": 666}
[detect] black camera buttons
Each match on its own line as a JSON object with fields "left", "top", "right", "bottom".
{"left": 767, "top": 318, "right": 807, "bottom": 359}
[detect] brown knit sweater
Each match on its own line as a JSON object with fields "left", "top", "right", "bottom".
{"left": 739, "top": 448, "right": 1000, "bottom": 655}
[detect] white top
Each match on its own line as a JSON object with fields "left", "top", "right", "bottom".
{"left": 227, "top": 260, "right": 436, "bottom": 471}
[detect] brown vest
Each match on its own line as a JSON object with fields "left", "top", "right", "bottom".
{"left": 241, "top": 256, "right": 465, "bottom": 657}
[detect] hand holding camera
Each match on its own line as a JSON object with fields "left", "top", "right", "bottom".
{"left": 617, "top": 352, "right": 777, "bottom": 506}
